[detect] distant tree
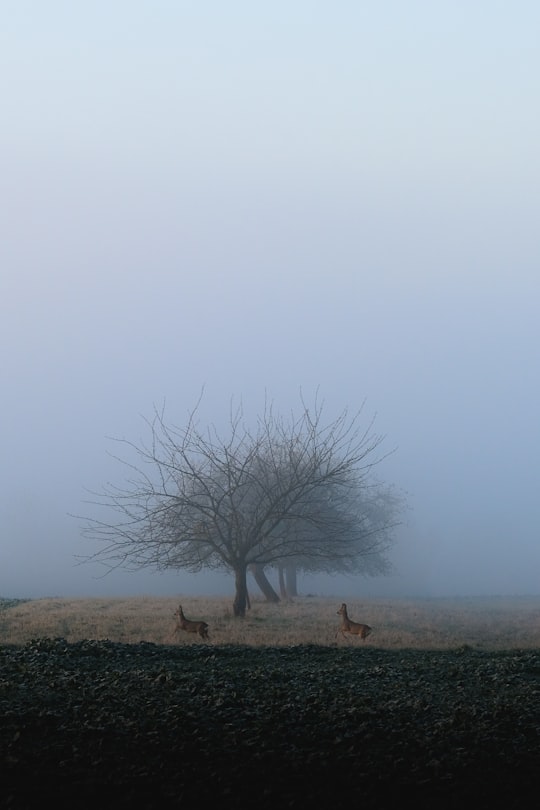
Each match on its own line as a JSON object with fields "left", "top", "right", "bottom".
{"left": 248, "top": 481, "right": 404, "bottom": 600}
{"left": 80, "top": 393, "right": 402, "bottom": 617}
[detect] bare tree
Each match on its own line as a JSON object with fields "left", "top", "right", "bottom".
{"left": 250, "top": 481, "right": 404, "bottom": 601}
{"left": 80, "top": 393, "right": 398, "bottom": 617}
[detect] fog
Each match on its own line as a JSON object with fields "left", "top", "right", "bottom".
{"left": 2, "top": 3, "right": 539, "bottom": 601}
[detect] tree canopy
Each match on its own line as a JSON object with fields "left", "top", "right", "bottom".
{"left": 81, "top": 394, "right": 404, "bottom": 616}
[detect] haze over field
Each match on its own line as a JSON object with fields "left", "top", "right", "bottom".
{"left": 1, "top": 2, "right": 539, "bottom": 600}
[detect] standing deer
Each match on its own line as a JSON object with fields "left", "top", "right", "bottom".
{"left": 336, "top": 603, "right": 372, "bottom": 641}
{"left": 174, "top": 604, "right": 209, "bottom": 641}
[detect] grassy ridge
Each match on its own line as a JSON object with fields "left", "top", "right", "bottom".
{"left": 1, "top": 594, "right": 540, "bottom": 649}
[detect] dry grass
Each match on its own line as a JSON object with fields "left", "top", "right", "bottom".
{"left": 2, "top": 594, "right": 540, "bottom": 649}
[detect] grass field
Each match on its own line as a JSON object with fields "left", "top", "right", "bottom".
{"left": 1, "top": 593, "right": 540, "bottom": 649}
{"left": 1, "top": 594, "right": 539, "bottom": 807}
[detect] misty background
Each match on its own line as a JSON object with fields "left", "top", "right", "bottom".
{"left": 1, "top": 2, "right": 539, "bottom": 601}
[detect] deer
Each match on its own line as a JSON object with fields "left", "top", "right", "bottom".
{"left": 336, "top": 603, "right": 372, "bottom": 641}
{"left": 173, "top": 604, "right": 210, "bottom": 641}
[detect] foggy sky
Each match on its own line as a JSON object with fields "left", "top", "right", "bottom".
{"left": 2, "top": 2, "right": 539, "bottom": 600}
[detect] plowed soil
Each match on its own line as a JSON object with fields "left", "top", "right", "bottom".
{"left": 1, "top": 639, "right": 539, "bottom": 808}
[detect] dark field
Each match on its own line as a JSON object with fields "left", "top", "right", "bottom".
{"left": 1, "top": 638, "right": 539, "bottom": 808}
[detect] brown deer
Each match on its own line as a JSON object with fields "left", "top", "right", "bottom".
{"left": 336, "top": 603, "right": 372, "bottom": 641}
{"left": 173, "top": 604, "right": 209, "bottom": 641}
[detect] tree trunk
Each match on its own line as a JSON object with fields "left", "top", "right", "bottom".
{"left": 233, "top": 564, "right": 249, "bottom": 617}
{"left": 285, "top": 564, "right": 298, "bottom": 597}
{"left": 277, "top": 564, "right": 298, "bottom": 599}
{"left": 249, "top": 563, "right": 280, "bottom": 603}
{"left": 278, "top": 565, "right": 288, "bottom": 598}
